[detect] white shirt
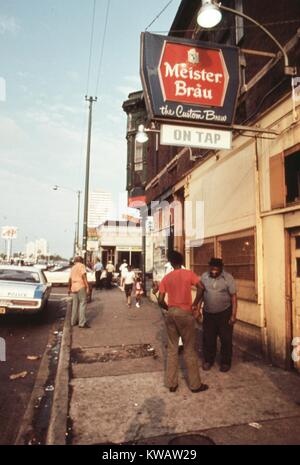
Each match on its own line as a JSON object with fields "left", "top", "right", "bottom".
{"left": 124, "top": 271, "right": 135, "bottom": 285}
{"left": 120, "top": 263, "right": 128, "bottom": 276}
{"left": 164, "top": 262, "right": 185, "bottom": 275}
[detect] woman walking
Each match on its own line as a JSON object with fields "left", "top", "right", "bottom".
{"left": 124, "top": 265, "right": 136, "bottom": 307}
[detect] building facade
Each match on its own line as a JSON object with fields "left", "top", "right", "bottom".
{"left": 97, "top": 220, "right": 142, "bottom": 270}
{"left": 123, "top": 0, "right": 300, "bottom": 371}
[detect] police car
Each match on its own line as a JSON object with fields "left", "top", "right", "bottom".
{"left": 0, "top": 265, "right": 52, "bottom": 315}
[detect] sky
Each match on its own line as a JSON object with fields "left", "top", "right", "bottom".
{"left": 0, "top": 0, "right": 181, "bottom": 258}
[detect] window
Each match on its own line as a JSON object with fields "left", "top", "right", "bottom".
{"left": 0, "top": 269, "right": 40, "bottom": 283}
{"left": 134, "top": 140, "right": 143, "bottom": 171}
{"left": 285, "top": 151, "right": 300, "bottom": 204}
{"left": 219, "top": 235, "right": 255, "bottom": 281}
{"left": 190, "top": 230, "right": 257, "bottom": 301}
{"left": 297, "top": 258, "right": 300, "bottom": 278}
{"left": 191, "top": 242, "right": 215, "bottom": 277}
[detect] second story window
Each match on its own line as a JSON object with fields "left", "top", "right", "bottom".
{"left": 134, "top": 140, "right": 143, "bottom": 171}
{"left": 285, "top": 151, "right": 300, "bottom": 204}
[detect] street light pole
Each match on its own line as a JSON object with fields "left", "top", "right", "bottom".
{"left": 53, "top": 185, "right": 82, "bottom": 257}
{"left": 82, "top": 96, "right": 97, "bottom": 265}
{"left": 76, "top": 190, "right": 81, "bottom": 254}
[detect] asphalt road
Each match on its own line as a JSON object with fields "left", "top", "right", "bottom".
{"left": 0, "top": 287, "right": 68, "bottom": 445}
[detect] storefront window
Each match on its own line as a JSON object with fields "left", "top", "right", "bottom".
{"left": 219, "top": 235, "right": 255, "bottom": 281}
{"left": 191, "top": 242, "right": 215, "bottom": 277}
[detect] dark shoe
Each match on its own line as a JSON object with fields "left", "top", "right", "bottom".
{"left": 169, "top": 385, "right": 178, "bottom": 393}
{"left": 79, "top": 323, "right": 91, "bottom": 329}
{"left": 220, "top": 364, "right": 231, "bottom": 372}
{"left": 191, "top": 383, "right": 209, "bottom": 393}
{"left": 202, "top": 362, "right": 213, "bottom": 371}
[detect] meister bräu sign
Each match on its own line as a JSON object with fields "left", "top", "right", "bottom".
{"left": 140, "top": 32, "right": 240, "bottom": 126}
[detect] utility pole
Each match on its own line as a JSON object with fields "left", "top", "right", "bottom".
{"left": 75, "top": 190, "right": 81, "bottom": 255}
{"left": 82, "top": 96, "right": 97, "bottom": 264}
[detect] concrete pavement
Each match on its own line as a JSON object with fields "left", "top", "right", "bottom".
{"left": 56, "top": 287, "right": 300, "bottom": 445}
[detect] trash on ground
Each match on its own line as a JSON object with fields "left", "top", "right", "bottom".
{"left": 249, "top": 422, "right": 263, "bottom": 430}
{"left": 45, "top": 385, "right": 54, "bottom": 392}
{"left": 27, "top": 355, "right": 40, "bottom": 361}
{"left": 10, "top": 371, "right": 28, "bottom": 380}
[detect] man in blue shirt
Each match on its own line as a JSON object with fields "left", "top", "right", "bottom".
{"left": 94, "top": 258, "right": 103, "bottom": 290}
{"left": 199, "top": 257, "right": 238, "bottom": 372}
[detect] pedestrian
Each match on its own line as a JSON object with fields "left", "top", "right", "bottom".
{"left": 124, "top": 265, "right": 136, "bottom": 307}
{"left": 158, "top": 250, "right": 208, "bottom": 393}
{"left": 106, "top": 260, "right": 115, "bottom": 289}
{"left": 199, "top": 257, "right": 238, "bottom": 372}
{"left": 135, "top": 275, "right": 144, "bottom": 308}
{"left": 164, "top": 258, "right": 184, "bottom": 351}
{"left": 94, "top": 258, "right": 103, "bottom": 290}
{"left": 99, "top": 268, "right": 107, "bottom": 289}
{"left": 68, "top": 256, "right": 90, "bottom": 329}
{"left": 119, "top": 259, "right": 128, "bottom": 291}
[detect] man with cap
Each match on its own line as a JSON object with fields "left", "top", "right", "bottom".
{"left": 106, "top": 260, "right": 115, "bottom": 289}
{"left": 198, "top": 258, "right": 238, "bottom": 372}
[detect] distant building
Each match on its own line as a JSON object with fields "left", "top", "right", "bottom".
{"left": 25, "top": 238, "right": 48, "bottom": 259}
{"left": 88, "top": 190, "right": 113, "bottom": 228}
{"left": 97, "top": 220, "right": 142, "bottom": 269}
{"left": 26, "top": 242, "right": 36, "bottom": 258}
{"left": 35, "top": 238, "right": 48, "bottom": 256}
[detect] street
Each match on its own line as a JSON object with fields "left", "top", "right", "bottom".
{"left": 0, "top": 287, "right": 69, "bottom": 445}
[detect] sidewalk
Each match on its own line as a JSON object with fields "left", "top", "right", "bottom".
{"left": 66, "top": 288, "right": 300, "bottom": 445}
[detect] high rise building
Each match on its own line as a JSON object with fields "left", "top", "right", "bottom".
{"left": 88, "top": 190, "right": 113, "bottom": 228}
{"left": 35, "top": 238, "right": 48, "bottom": 256}
{"left": 25, "top": 239, "right": 48, "bottom": 258}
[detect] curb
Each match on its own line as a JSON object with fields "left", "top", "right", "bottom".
{"left": 46, "top": 300, "right": 72, "bottom": 445}
{"left": 14, "top": 328, "right": 53, "bottom": 445}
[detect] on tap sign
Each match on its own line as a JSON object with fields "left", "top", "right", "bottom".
{"left": 140, "top": 32, "right": 240, "bottom": 126}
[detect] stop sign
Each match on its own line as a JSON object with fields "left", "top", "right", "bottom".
{"left": 158, "top": 42, "right": 229, "bottom": 107}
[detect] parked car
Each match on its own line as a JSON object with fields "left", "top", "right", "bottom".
{"left": 0, "top": 265, "right": 52, "bottom": 315}
{"left": 44, "top": 265, "right": 96, "bottom": 287}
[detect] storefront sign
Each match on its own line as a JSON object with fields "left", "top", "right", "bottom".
{"left": 141, "top": 32, "right": 240, "bottom": 126}
{"left": 1, "top": 226, "right": 17, "bottom": 239}
{"left": 160, "top": 124, "right": 232, "bottom": 150}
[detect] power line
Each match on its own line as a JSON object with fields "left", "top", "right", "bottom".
{"left": 145, "top": 0, "right": 175, "bottom": 32}
{"left": 150, "top": 18, "right": 300, "bottom": 34}
{"left": 86, "top": 0, "right": 97, "bottom": 96}
{"left": 95, "top": 0, "right": 111, "bottom": 97}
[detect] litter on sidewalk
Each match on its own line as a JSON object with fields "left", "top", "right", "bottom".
{"left": 10, "top": 371, "right": 28, "bottom": 380}
{"left": 249, "top": 422, "right": 263, "bottom": 430}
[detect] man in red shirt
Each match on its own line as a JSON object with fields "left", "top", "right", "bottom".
{"left": 158, "top": 251, "right": 208, "bottom": 393}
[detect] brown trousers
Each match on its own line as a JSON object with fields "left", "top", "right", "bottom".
{"left": 165, "top": 307, "right": 202, "bottom": 390}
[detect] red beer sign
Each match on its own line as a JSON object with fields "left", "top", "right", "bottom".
{"left": 158, "top": 42, "right": 229, "bottom": 107}
{"left": 140, "top": 33, "right": 240, "bottom": 126}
